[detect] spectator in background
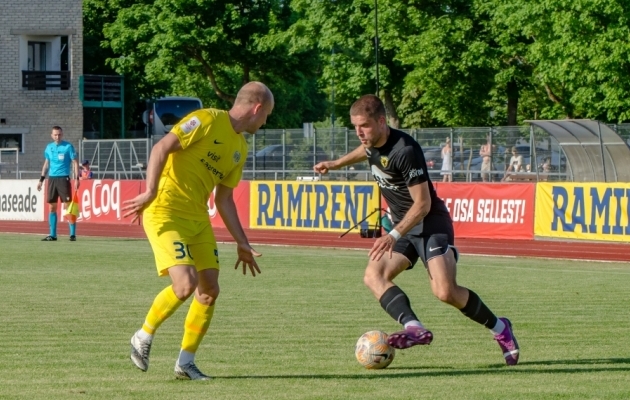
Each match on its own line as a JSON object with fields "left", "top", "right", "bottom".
{"left": 502, "top": 147, "right": 523, "bottom": 181}
{"left": 539, "top": 157, "right": 552, "bottom": 181}
{"left": 440, "top": 137, "right": 452, "bottom": 182}
{"left": 479, "top": 135, "right": 494, "bottom": 182}
{"left": 80, "top": 160, "right": 93, "bottom": 180}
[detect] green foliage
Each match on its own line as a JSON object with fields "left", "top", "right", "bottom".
{"left": 481, "top": 0, "right": 630, "bottom": 122}
{"left": 84, "top": 0, "right": 630, "bottom": 131}
{"left": 99, "top": 0, "right": 326, "bottom": 128}
{"left": 393, "top": 2, "right": 496, "bottom": 126}
{"left": 1, "top": 233, "right": 630, "bottom": 399}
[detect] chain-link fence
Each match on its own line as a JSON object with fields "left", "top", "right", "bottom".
{"left": 244, "top": 125, "right": 571, "bottom": 182}
{"left": 72, "top": 123, "right": 630, "bottom": 182}
{"left": 80, "top": 138, "right": 150, "bottom": 180}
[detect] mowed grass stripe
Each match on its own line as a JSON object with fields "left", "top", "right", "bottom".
{"left": 0, "top": 233, "right": 629, "bottom": 399}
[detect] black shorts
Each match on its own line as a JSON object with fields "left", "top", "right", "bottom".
{"left": 47, "top": 176, "right": 72, "bottom": 204}
{"left": 392, "top": 213, "right": 459, "bottom": 269}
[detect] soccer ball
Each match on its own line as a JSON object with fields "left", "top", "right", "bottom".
{"left": 355, "top": 330, "right": 395, "bottom": 369}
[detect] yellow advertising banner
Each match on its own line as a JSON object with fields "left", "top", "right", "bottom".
{"left": 535, "top": 182, "right": 630, "bottom": 242}
{"left": 249, "top": 181, "right": 381, "bottom": 232}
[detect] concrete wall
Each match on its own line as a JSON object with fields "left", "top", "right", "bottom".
{"left": 0, "top": 0, "right": 83, "bottom": 177}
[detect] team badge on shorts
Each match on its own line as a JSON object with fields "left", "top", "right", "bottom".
{"left": 233, "top": 151, "right": 241, "bottom": 163}
{"left": 380, "top": 156, "right": 389, "bottom": 168}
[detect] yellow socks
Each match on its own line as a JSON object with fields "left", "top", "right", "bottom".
{"left": 181, "top": 297, "right": 215, "bottom": 354}
{"left": 142, "top": 285, "right": 184, "bottom": 335}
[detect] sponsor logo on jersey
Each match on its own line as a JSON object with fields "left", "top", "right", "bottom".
{"left": 206, "top": 151, "right": 221, "bottom": 162}
{"left": 233, "top": 151, "right": 241, "bottom": 164}
{"left": 380, "top": 156, "right": 389, "bottom": 168}
{"left": 180, "top": 116, "right": 201, "bottom": 134}
{"left": 371, "top": 165, "right": 398, "bottom": 191}
{"left": 408, "top": 168, "right": 424, "bottom": 178}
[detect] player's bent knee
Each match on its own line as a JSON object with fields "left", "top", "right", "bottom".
{"left": 363, "top": 268, "right": 383, "bottom": 289}
{"left": 172, "top": 279, "right": 198, "bottom": 300}
{"left": 432, "top": 287, "right": 457, "bottom": 305}
{"left": 199, "top": 284, "right": 220, "bottom": 300}
{"left": 196, "top": 288, "right": 219, "bottom": 306}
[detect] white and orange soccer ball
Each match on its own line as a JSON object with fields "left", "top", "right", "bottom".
{"left": 355, "top": 330, "right": 395, "bottom": 369}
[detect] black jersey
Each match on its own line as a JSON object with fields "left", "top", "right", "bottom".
{"left": 366, "top": 128, "right": 450, "bottom": 234}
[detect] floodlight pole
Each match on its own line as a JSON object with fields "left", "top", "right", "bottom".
{"left": 331, "top": 47, "right": 336, "bottom": 160}
{"left": 331, "top": 47, "right": 335, "bottom": 129}
{"left": 597, "top": 121, "right": 607, "bottom": 181}
{"left": 374, "top": 0, "right": 379, "bottom": 95}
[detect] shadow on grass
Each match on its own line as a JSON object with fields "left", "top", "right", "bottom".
{"left": 213, "top": 358, "right": 630, "bottom": 380}
{"left": 512, "top": 357, "right": 630, "bottom": 366}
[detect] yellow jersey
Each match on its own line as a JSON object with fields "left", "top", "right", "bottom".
{"left": 145, "top": 108, "right": 247, "bottom": 220}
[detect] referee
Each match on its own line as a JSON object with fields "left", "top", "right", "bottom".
{"left": 36, "top": 126, "right": 80, "bottom": 241}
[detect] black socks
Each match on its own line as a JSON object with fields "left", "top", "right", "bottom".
{"left": 379, "top": 286, "right": 419, "bottom": 325}
{"left": 459, "top": 289, "right": 498, "bottom": 329}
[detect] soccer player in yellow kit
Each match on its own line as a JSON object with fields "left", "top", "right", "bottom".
{"left": 122, "top": 82, "right": 274, "bottom": 380}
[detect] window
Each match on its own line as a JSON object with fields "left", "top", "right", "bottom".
{"left": 27, "top": 41, "right": 48, "bottom": 71}
{"left": 20, "top": 35, "right": 70, "bottom": 90}
{"left": 0, "top": 133, "right": 23, "bottom": 152}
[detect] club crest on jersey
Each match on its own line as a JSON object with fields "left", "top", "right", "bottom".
{"left": 233, "top": 151, "right": 241, "bottom": 164}
{"left": 380, "top": 156, "right": 389, "bottom": 168}
{"left": 180, "top": 116, "right": 201, "bottom": 134}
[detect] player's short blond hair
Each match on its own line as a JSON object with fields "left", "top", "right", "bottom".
{"left": 234, "top": 81, "right": 273, "bottom": 107}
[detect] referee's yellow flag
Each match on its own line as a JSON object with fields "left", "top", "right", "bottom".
{"left": 65, "top": 191, "right": 80, "bottom": 223}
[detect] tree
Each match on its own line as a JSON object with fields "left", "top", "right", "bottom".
{"left": 84, "top": 0, "right": 174, "bottom": 137}
{"left": 102, "top": 0, "right": 326, "bottom": 128}
{"left": 286, "top": 0, "right": 410, "bottom": 128}
{"left": 389, "top": 0, "right": 497, "bottom": 127}
{"left": 485, "top": 0, "right": 630, "bottom": 122}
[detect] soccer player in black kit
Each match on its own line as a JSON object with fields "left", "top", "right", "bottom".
{"left": 313, "top": 95, "right": 519, "bottom": 366}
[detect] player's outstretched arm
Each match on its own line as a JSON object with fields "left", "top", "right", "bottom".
{"left": 313, "top": 145, "right": 367, "bottom": 174}
{"left": 122, "top": 133, "right": 182, "bottom": 223}
{"left": 215, "top": 184, "right": 261, "bottom": 277}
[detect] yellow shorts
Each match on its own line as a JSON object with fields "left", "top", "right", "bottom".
{"left": 143, "top": 212, "right": 220, "bottom": 276}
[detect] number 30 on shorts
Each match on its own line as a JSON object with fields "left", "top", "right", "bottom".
{"left": 173, "top": 241, "right": 194, "bottom": 260}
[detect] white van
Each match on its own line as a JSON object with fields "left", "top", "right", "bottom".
{"left": 143, "top": 97, "right": 203, "bottom": 139}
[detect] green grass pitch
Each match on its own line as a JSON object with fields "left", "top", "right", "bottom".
{"left": 0, "top": 233, "right": 629, "bottom": 399}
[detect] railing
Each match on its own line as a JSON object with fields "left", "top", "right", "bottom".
{"left": 80, "top": 139, "right": 149, "bottom": 180}
{"left": 79, "top": 75, "right": 123, "bottom": 106}
{"left": 79, "top": 120, "right": 630, "bottom": 182}
{"left": 22, "top": 71, "right": 70, "bottom": 90}
{"left": 0, "top": 148, "right": 19, "bottom": 179}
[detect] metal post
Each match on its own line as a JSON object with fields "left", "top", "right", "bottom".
{"left": 313, "top": 128, "right": 318, "bottom": 175}
{"left": 121, "top": 75, "right": 125, "bottom": 139}
{"left": 597, "top": 121, "right": 607, "bottom": 182}
{"left": 331, "top": 47, "right": 335, "bottom": 129}
{"left": 331, "top": 48, "right": 336, "bottom": 161}
{"left": 374, "top": 0, "right": 379, "bottom": 95}
{"left": 531, "top": 125, "right": 539, "bottom": 181}
{"left": 252, "top": 132, "right": 257, "bottom": 177}
{"left": 282, "top": 129, "right": 286, "bottom": 180}
{"left": 100, "top": 76, "right": 104, "bottom": 138}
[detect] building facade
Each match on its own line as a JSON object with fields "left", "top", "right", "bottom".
{"left": 0, "top": 0, "right": 83, "bottom": 178}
